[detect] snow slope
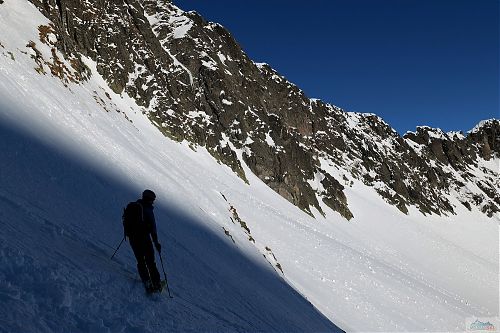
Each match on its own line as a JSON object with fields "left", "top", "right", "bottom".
{"left": 0, "top": 2, "right": 498, "bottom": 332}
{"left": 0, "top": 3, "right": 339, "bottom": 332}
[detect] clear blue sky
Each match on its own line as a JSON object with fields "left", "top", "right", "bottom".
{"left": 174, "top": 0, "right": 499, "bottom": 134}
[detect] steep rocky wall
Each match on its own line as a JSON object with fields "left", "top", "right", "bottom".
{"left": 25, "top": 0, "right": 499, "bottom": 219}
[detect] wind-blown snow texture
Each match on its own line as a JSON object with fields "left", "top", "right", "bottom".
{"left": 0, "top": 1, "right": 498, "bottom": 332}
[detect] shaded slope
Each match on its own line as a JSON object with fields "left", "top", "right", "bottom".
{"left": 0, "top": 83, "right": 340, "bottom": 333}
{"left": 0, "top": 4, "right": 342, "bottom": 329}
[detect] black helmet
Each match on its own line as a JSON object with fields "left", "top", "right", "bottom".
{"left": 142, "top": 189, "right": 156, "bottom": 201}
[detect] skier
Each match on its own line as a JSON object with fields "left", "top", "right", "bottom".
{"left": 123, "top": 189, "right": 163, "bottom": 293}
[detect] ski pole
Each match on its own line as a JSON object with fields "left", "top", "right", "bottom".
{"left": 158, "top": 251, "right": 173, "bottom": 298}
{"left": 110, "top": 236, "right": 125, "bottom": 260}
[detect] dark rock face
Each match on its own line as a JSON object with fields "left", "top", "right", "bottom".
{"left": 27, "top": 0, "right": 499, "bottom": 220}
{"left": 402, "top": 122, "right": 500, "bottom": 216}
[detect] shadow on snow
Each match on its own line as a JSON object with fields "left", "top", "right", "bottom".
{"left": 0, "top": 117, "right": 343, "bottom": 333}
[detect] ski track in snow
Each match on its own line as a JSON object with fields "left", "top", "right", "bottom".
{"left": 0, "top": 1, "right": 498, "bottom": 332}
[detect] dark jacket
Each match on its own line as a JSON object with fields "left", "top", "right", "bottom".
{"left": 129, "top": 199, "right": 159, "bottom": 244}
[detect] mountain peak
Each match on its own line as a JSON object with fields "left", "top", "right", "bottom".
{"left": 468, "top": 118, "right": 499, "bottom": 134}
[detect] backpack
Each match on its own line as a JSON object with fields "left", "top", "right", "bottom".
{"left": 122, "top": 202, "right": 144, "bottom": 237}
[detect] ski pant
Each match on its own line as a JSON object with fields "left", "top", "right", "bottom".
{"left": 129, "top": 236, "right": 161, "bottom": 287}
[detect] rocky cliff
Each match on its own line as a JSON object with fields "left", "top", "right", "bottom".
{"left": 21, "top": 0, "right": 500, "bottom": 219}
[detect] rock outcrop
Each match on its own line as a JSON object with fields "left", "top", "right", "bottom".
{"left": 25, "top": 0, "right": 500, "bottom": 219}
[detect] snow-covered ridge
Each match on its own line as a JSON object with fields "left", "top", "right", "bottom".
{"left": 468, "top": 119, "right": 499, "bottom": 134}
{"left": 447, "top": 130, "right": 466, "bottom": 140}
{"left": 405, "top": 119, "right": 499, "bottom": 140}
{"left": 405, "top": 125, "right": 449, "bottom": 140}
